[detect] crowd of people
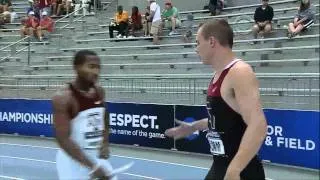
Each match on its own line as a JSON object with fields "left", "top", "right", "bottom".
{"left": 252, "top": 0, "right": 315, "bottom": 42}
{"left": 25, "top": 0, "right": 96, "bottom": 17}
{"left": 1, "top": 0, "right": 316, "bottom": 43}
{"left": 106, "top": 0, "right": 315, "bottom": 45}
{"left": 20, "top": 10, "right": 54, "bottom": 41}
{"left": 1, "top": 0, "right": 100, "bottom": 35}
{"left": 108, "top": 0, "right": 183, "bottom": 41}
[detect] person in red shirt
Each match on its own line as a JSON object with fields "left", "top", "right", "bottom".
{"left": 36, "top": 11, "right": 54, "bottom": 41}
{"left": 128, "top": 6, "right": 142, "bottom": 37}
{"left": 20, "top": 11, "right": 39, "bottom": 38}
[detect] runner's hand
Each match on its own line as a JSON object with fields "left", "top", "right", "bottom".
{"left": 165, "top": 119, "right": 195, "bottom": 140}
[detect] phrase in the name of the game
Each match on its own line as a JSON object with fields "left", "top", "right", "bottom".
{"left": 110, "top": 128, "right": 165, "bottom": 139}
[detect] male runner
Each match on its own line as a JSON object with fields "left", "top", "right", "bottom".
{"left": 165, "top": 19, "right": 267, "bottom": 180}
{"left": 52, "top": 50, "right": 115, "bottom": 180}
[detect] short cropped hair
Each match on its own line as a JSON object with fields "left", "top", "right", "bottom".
{"left": 73, "top": 50, "right": 98, "bottom": 66}
{"left": 199, "top": 19, "right": 234, "bottom": 48}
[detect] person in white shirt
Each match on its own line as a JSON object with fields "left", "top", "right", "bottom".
{"left": 147, "top": 0, "right": 161, "bottom": 45}
{"left": 52, "top": 50, "right": 117, "bottom": 180}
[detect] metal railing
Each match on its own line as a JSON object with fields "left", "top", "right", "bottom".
{"left": 0, "top": 36, "right": 32, "bottom": 64}
{"left": 0, "top": 76, "right": 318, "bottom": 110}
{"left": 0, "top": 6, "right": 89, "bottom": 65}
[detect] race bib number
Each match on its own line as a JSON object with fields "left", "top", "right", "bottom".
{"left": 84, "top": 112, "right": 104, "bottom": 148}
{"left": 206, "top": 131, "right": 225, "bottom": 155}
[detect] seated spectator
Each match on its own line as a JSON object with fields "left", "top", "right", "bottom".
{"left": 36, "top": 11, "right": 54, "bottom": 41}
{"left": 161, "top": 1, "right": 180, "bottom": 36}
{"left": 287, "top": 0, "right": 315, "bottom": 38}
{"left": 0, "top": 6, "right": 16, "bottom": 27}
{"left": 252, "top": 0, "right": 273, "bottom": 41}
{"left": 0, "top": 0, "right": 11, "bottom": 12}
{"left": 74, "top": 0, "right": 90, "bottom": 16}
{"left": 0, "top": 6, "right": 7, "bottom": 28}
{"left": 20, "top": 11, "right": 39, "bottom": 38}
{"left": 109, "top": 5, "right": 129, "bottom": 38}
{"left": 128, "top": 6, "right": 142, "bottom": 37}
{"left": 51, "top": 0, "right": 70, "bottom": 16}
{"left": 56, "top": 0, "right": 72, "bottom": 16}
{"left": 143, "top": 6, "right": 152, "bottom": 36}
{"left": 51, "top": 0, "right": 58, "bottom": 15}
{"left": 204, "top": 0, "right": 224, "bottom": 16}
{"left": 87, "top": 0, "right": 97, "bottom": 14}
{"left": 148, "top": 0, "right": 161, "bottom": 45}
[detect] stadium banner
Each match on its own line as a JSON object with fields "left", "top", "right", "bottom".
{"left": 0, "top": 99, "right": 54, "bottom": 137}
{"left": 107, "top": 102, "right": 174, "bottom": 149}
{"left": 174, "top": 106, "right": 320, "bottom": 169}
{"left": 260, "top": 109, "right": 319, "bottom": 169}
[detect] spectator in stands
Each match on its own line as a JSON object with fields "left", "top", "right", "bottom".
{"left": 0, "top": 0, "right": 11, "bottom": 11}
{"left": 109, "top": 5, "right": 129, "bottom": 38}
{"left": 148, "top": 0, "right": 161, "bottom": 45}
{"left": 74, "top": 0, "right": 90, "bottom": 16}
{"left": 20, "top": 11, "right": 39, "bottom": 38}
{"left": 287, "top": 0, "right": 315, "bottom": 38}
{"left": 0, "top": 6, "right": 15, "bottom": 27}
{"left": 51, "top": 0, "right": 59, "bottom": 15}
{"left": 143, "top": 6, "right": 152, "bottom": 36}
{"left": 205, "top": 0, "right": 224, "bottom": 16}
{"left": 128, "top": 6, "right": 142, "bottom": 37}
{"left": 0, "top": 5, "right": 6, "bottom": 28}
{"left": 87, "top": 0, "right": 100, "bottom": 14}
{"left": 56, "top": 0, "right": 72, "bottom": 16}
{"left": 252, "top": 0, "right": 273, "bottom": 42}
{"left": 87, "top": 0, "right": 93, "bottom": 14}
{"left": 36, "top": 11, "right": 54, "bottom": 41}
{"left": 161, "top": 1, "right": 181, "bottom": 36}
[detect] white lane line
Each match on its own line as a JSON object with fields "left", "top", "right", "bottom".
{"left": 112, "top": 154, "right": 209, "bottom": 170}
{"left": 0, "top": 143, "right": 58, "bottom": 150}
{"left": 0, "top": 155, "right": 56, "bottom": 164}
{"left": 0, "top": 143, "right": 209, "bottom": 170}
{"left": 0, "top": 155, "right": 162, "bottom": 180}
{"left": 122, "top": 173, "right": 162, "bottom": 180}
{"left": 0, "top": 175, "right": 25, "bottom": 180}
